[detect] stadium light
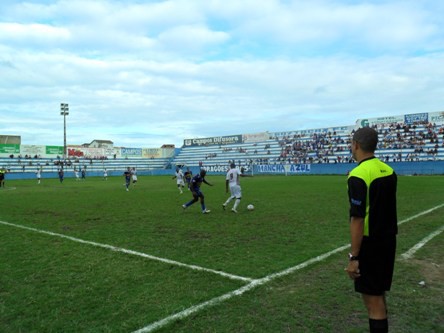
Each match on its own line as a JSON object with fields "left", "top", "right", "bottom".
{"left": 60, "top": 103, "right": 69, "bottom": 159}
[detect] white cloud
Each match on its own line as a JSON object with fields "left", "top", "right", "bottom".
{"left": 157, "top": 24, "right": 230, "bottom": 55}
{"left": 0, "top": 0, "right": 444, "bottom": 148}
{"left": 0, "top": 22, "right": 70, "bottom": 44}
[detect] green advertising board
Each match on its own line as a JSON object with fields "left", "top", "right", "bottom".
{"left": 46, "top": 146, "right": 64, "bottom": 155}
{"left": 0, "top": 144, "right": 20, "bottom": 154}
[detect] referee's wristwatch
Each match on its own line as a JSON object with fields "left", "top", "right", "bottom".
{"left": 348, "top": 253, "right": 359, "bottom": 261}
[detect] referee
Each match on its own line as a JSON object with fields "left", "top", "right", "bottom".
{"left": 0, "top": 167, "right": 6, "bottom": 187}
{"left": 346, "top": 127, "right": 398, "bottom": 333}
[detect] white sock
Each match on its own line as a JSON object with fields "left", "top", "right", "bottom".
{"left": 233, "top": 199, "right": 240, "bottom": 210}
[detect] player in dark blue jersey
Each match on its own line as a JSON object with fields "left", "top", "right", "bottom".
{"left": 184, "top": 167, "right": 193, "bottom": 189}
{"left": 123, "top": 167, "right": 131, "bottom": 191}
{"left": 182, "top": 169, "right": 213, "bottom": 214}
{"left": 58, "top": 168, "right": 64, "bottom": 183}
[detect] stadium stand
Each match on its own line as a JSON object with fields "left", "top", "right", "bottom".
{"left": 173, "top": 139, "right": 282, "bottom": 168}
{"left": 1, "top": 111, "right": 443, "bottom": 178}
{"left": 0, "top": 156, "right": 171, "bottom": 176}
{"left": 374, "top": 122, "right": 444, "bottom": 162}
{"left": 172, "top": 121, "right": 444, "bottom": 168}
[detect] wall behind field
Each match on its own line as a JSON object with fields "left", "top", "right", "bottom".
{"left": 251, "top": 161, "right": 444, "bottom": 176}
{"left": 4, "top": 161, "right": 443, "bottom": 181}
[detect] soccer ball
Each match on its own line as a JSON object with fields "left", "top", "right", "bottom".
{"left": 247, "top": 204, "right": 255, "bottom": 211}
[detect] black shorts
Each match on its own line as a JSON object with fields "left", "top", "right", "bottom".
{"left": 354, "top": 236, "right": 396, "bottom": 295}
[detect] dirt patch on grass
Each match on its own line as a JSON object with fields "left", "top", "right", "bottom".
{"left": 410, "top": 258, "right": 443, "bottom": 287}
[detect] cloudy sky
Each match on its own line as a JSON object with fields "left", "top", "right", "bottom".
{"left": 1, "top": 0, "right": 443, "bottom": 148}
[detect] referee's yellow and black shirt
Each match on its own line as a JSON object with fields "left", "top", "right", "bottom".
{"left": 347, "top": 156, "right": 398, "bottom": 238}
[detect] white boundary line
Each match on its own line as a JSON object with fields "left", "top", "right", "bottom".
{"left": 132, "top": 244, "right": 350, "bottom": 333}
{"left": 0, "top": 220, "right": 253, "bottom": 283}
{"left": 398, "top": 203, "right": 444, "bottom": 225}
{"left": 401, "top": 225, "right": 444, "bottom": 260}
{"left": 133, "top": 203, "right": 444, "bottom": 333}
{"left": 1, "top": 203, "right": 443, "bottom": 332}
{"left": 0, "top": 186, "right": 17, "bottom": 191}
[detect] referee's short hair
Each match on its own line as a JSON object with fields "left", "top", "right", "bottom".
{"left": 353, "top": 127, "right": 378, "bottom": 153}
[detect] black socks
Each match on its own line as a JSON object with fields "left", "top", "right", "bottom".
{"left": 369, "top": 318, "right": 388, "bottom": 333}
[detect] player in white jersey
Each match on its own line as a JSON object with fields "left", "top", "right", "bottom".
{"left": 74, "top": 168, "right": 80, "bottom": 181}
{"left": 222, "top": 163, "right": 251, "bottom": 213}
{"left": 131, "top": 167, "right": 138, "bottom": 185}
{"left": 172, "top": 167, "right": 185, "bottom": 193}
{"left": 36, "top": 168, "right": 41, "bottom": 184}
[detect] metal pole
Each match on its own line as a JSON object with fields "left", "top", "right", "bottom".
{"left": 60, "top": 103, "right": 69, "bottom": 160}
{"left": 63, "top": 112, "right": 66, "bottom": 159}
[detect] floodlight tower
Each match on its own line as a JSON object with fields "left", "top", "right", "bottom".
{"left": 60, "top": 103, "right": 69, "bottom": 159}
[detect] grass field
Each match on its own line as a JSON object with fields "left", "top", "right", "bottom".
{"left": 0, "top": 174, "right": 443, "bottom": 333}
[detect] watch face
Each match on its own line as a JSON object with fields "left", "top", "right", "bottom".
{"left": 348, "top": 253, "right": 358, "bottom": 260}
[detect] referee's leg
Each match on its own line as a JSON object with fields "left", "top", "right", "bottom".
{"left": 362, "top": 294, "right": 388, "bottom": 333}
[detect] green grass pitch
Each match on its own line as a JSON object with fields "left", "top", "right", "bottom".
{"left": 0, "top": 175, "right": 443, "bottom": 332}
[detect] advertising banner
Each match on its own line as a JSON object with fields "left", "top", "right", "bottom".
{"left": 121, "top": 147, "right": 142, "bottom": 157}
{"left": 183, "top": 135, "right": 242, "bottom": 147}
{"left": 256, "top": 164, "right": 311, "bottom": 174}
{"left": 20, "top": 145, "right": 46, "bottom": 156}
{"left": 204, "top": 165, "right": 252, "bottom": 173}
{"left": 404, "top": 113, "right": 429, "bottom": 125}
{"left": 142, "top": 148, "right": 162, "bottom": 158}
{"left": 68, "top": 147, "right": 106, "bottom": 158}
{"left": 273, "top": 126, "right": 351, "bottom": 138}
{"left": 142, "top": 148, "right": 175, "bottom": 158}
{"left": 430, "top": 111, "right": 444, "bottom": 124}
{"left": 356, "top": 115, "right": 404, "bottom": 128}
{"left": 242, "top": 132, "right": 269, "bottom": 143}
{"left": 46, "top": 146, "right": 64, "bottom": 155}
{"left": 0, "top": 144, "right": 20, "bottom": 154}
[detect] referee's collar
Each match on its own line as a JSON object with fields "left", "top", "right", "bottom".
{"left": 358, "top": 156, "right": 376, "bottom": 165}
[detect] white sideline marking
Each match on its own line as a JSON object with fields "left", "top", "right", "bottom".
{"left": 0, "top": 187, "right": 17, "bottom": 191}
{"left": 133, "top": 203, "right": 444, "bottom": 333}
{"left": 401, "top": 225, "right": 444, "bottom": 260}
{"left": 1, "top": 203, "right": 443, "bottom": 332}
{"left": 398, "top": 203, "right": 444, "bottom": 225}
{"left": 132, "top": 244, "right": 350, "bottom": 333}
{"left": 0, "top": 220, "right": 253, "bottom": 283}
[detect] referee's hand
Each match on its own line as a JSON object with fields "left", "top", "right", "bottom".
{"left": 345, "top": 261, "right": 361, "bottom": 280}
